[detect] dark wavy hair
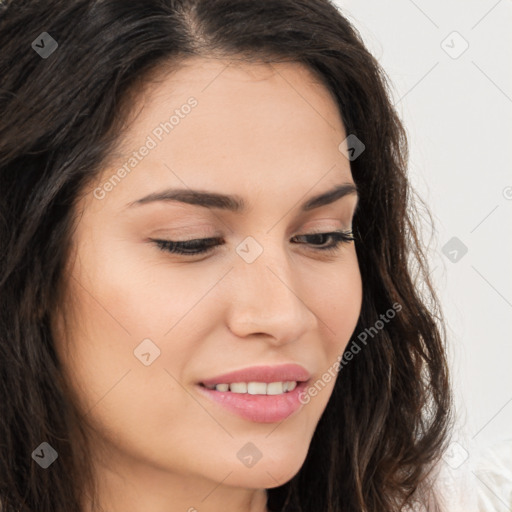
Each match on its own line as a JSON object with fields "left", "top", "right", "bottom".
{"left": 0, "top": 0, "right": 453, "bottom": 511}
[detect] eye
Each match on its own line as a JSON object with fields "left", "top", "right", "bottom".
{"left": 152, "top": 237, "right": 223, "bottom": 255}
{"left": 290, "top": 229, "right": 355, "bottom": 254}
{"left": 151, "top": 230, "right": 355, "bottom": 257}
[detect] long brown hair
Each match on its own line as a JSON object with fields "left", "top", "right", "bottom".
{"left": 0, "top": 0, "right": 453, "bottom": 510}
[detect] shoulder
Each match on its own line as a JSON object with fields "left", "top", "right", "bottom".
{"left": 433, "top": 438, "right": 512, "bottom": 511}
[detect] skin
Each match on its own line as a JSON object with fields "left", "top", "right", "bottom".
{"left": 53, "top": 57, "right": 363, "bottom": 512}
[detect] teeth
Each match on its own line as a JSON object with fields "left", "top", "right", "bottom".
{"left": 247, "top": 382, "right": 266, "bottom": 395}
{"left": 204, "top": 381, "right": 298, "bottom": 395}
{"left": 230, "top": 382, "right": 247, "bottom": 393}
{"left": 266, "top": 382, "right": 284, "bottom": 395}
{"left": 286, "top": 381, "right": 297, "bottom": 392}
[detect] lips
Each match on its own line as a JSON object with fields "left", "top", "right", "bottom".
{"left": 198, "top": 363, "right": 311, "bottom": 387}
{"left": 196, "top": 376, "right": 310, "bottom": 423}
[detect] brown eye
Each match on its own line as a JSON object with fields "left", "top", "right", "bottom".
{"left": 152, "top": 237, "right": 223, "bottom": 255}
{"left": 290, "top": 230, "right": 355, "bottom": 253}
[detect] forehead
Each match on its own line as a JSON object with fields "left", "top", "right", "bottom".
{"left": 92, "top": 57, "right": 353, "bottom": 211}
{"left": 114, "top": 57, "right": 346, "bottom": 150}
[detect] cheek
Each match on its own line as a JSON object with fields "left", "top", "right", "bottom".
{"left": 292, "top": 253, "right": 362, "bottom": 410}
{"left": 55, "top": 226, "right": 230, "bottom": 416}
{"left": 70, "top": 225, "right": 224, "bottom": 340}
{"left": 328, "top": 268, "right": 362, "bottom": 342}
{"left": 54, "top": 274, "right": 205, "bottom": 462}
{"left": 308, "top": 251, "right": 363, "bottom": 351}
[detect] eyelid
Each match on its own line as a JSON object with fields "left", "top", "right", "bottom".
{"left": 300, "top": 225, "right": 352, "bottom": 234}
{"left": 148, "top": 226, "right": 220, "bottom": 239}
{"left": 148, "top": 221, "right": 354, "bottom": 245}
{"left": 150, "top": 226, "right": 352, "bottom": 243}
{"left": 291, "top": 214, "right": 354, "bottom": 233}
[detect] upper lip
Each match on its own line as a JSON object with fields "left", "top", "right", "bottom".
{"left": 199, "top": 364, "right": 311, "bottom": 386}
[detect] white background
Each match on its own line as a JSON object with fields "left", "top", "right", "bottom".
{"left": 334, "top": 0, "right": 512, "bottom": 450}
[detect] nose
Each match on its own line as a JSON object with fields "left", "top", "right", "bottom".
{"left": 225, "top": 242, "right": 318, "bottom": 345}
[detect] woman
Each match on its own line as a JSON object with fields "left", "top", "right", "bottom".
{"left": 0, "top": 1, "right": 454, "bottom": 511}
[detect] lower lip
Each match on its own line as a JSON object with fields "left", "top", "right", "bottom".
{"left": 196, "top": 381, "right": 309, "bottom": 423}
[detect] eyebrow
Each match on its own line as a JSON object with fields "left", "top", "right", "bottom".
{"left": 126, "top": 182, "right": 358, "bottom": 213}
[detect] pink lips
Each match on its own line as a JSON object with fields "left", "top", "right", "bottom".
{"left": 199, "top": 363, "right": 311, "bottom": 386}
{"left": 196, "top": 364, "right": 311, "bottom": 423}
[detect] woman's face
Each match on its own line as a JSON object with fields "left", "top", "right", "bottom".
{"left": 54, "top": 58, "right": 362, "bottom": 510}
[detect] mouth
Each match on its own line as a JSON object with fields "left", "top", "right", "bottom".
{"left": 195, "top": 378, "right": 311, "bottom": 423}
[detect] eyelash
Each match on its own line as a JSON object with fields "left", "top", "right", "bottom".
{"left": 152, "top": 230, "right": 355, "bottom": 257}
